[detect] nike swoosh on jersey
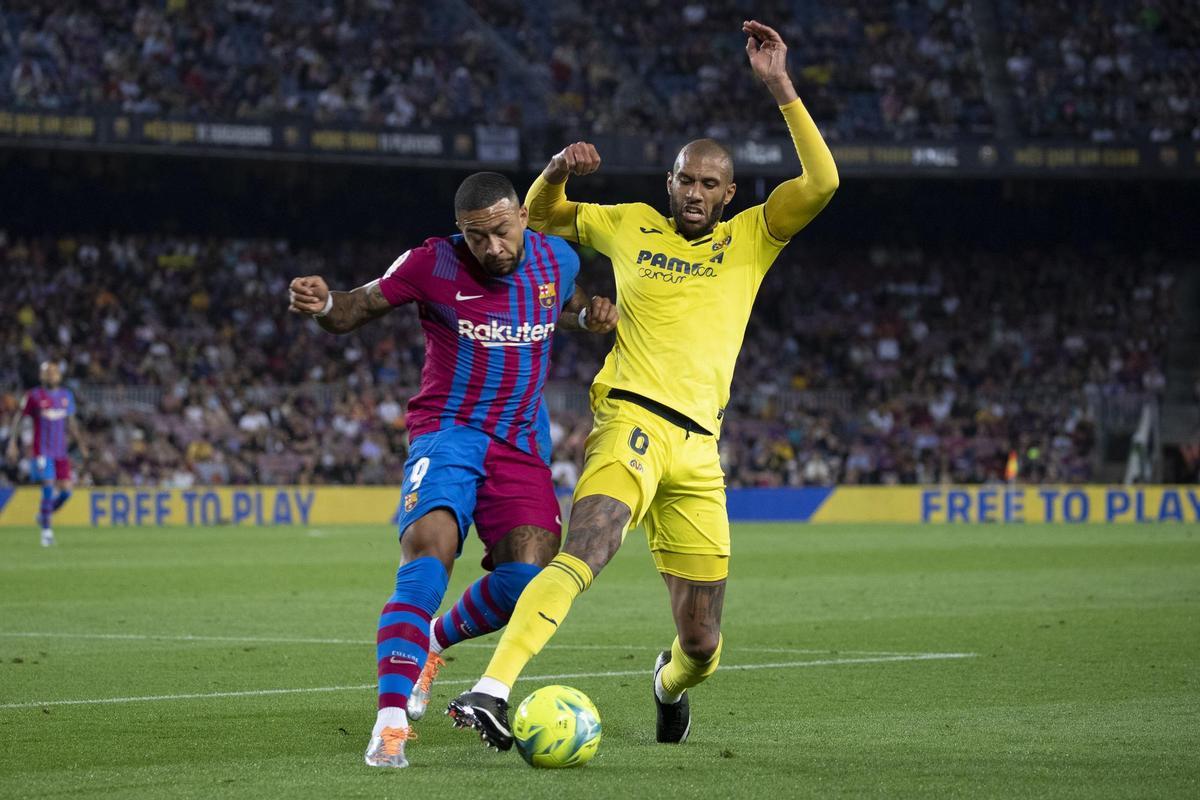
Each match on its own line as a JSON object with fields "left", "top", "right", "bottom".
{"left": 455, "top": 291, "right": 484, "bottom": 300}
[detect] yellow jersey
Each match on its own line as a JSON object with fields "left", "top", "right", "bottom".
{"left": 572, "top": 201, "right": 788, "bottom": 436}
{"left": 527, "top": 100, "right": 838, "bottom": 436}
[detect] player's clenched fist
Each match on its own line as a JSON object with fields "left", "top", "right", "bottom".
{"left": 545, "top": 142, "right": 601, "bottom": 183}
{"left": 289, "top": 275, "right": 331, "bottom": 315}
{"left": 583, "top": 295, "right": 618, "bottom": 334}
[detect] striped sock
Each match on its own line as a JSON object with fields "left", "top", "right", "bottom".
{"left": 376, "top": 556, "right": 449, "bottom": 711}
{"left": 431, "top": 562, "right": 542, "bottom": 653}
{"left": 39, "top": 485, "right": 54, "bottom": 529}
{"left": 52, "top": 488, "right": 72, "bottom": 512}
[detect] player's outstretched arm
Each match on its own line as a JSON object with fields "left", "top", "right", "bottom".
{"left": 744, "top": 20, "right": 839, "bottom": 241}
{"left": 288, "top": 275, "right": 392, "bottom": 334}
{"left": 559, "top": 287, "right": 618, "bottom": 333}
{"left": 525, "top": 142, "right": 601, "bottom": 241}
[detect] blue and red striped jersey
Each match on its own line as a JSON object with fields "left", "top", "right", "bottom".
{"left": 23, "top": 387, "right": 75, "bottom": 459}
{"left": 377, "top": 230, "right": 580, "bottom": 463}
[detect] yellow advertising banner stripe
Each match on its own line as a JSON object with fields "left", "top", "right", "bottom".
{"left": 0, "top": 487, "right": 401, "bottom": 528}
{"left": 3, "top": 485, "right": 1198, "bottom": 528}
{"left": 812, "top": 485, "right": 1200, "bottom": 524}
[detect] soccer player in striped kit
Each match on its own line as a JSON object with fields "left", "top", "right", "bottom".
{"left": 7, "top": 360, "right": 89, "bottom": 547}
{"left": 288, "top": 172, "right": 617, "bottom": 768}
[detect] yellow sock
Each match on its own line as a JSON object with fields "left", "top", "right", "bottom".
{"left": 482, "top": 553, "right": 593, "bottom": 687}
{"left": 660, "top": 634, "right": 723, "bottom": 698}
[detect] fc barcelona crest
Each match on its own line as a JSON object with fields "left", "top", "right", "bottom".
{"left": 404, "top": 492, "right": 418, "bottom": 512}
{"left": 538, "top": 283, "right": 556, "bottom": 309}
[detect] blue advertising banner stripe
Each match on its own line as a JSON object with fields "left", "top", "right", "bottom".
{"left": 725, "top": 487, "right": 835, "bottom": 522}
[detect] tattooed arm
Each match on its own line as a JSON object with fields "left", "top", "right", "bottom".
{"left": 288, "top": 276, "right": 393, "bottom": 335}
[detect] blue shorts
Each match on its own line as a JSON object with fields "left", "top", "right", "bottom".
{"left": 396, "top": 427, "right": 561, "bottom": 567}
{"left": 30, "top": 456, "right": 71, "bottom": 483}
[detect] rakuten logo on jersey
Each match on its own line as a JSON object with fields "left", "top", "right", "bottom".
{"left": 458, "top": 319, "right": 556, "bottom": 347}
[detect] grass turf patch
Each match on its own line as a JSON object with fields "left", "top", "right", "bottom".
{"left": 1, "top": 522, "right": 1197, "bottom": 798}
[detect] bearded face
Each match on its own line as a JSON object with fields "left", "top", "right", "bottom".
{"left": 666, "top": 145, "right": 736, "bottom": 240}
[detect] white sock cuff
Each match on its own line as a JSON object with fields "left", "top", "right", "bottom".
{"left": 655, "top": 667, "right": 683, "bottom": 704}
{"left": 373, "top": 706, "right": 408, "bottom": 736}
{"left": 428, "top": 618, "right": 444, "bottom": 655}
{"left": 471, "top": 676, "right": 511, "bottom": 702}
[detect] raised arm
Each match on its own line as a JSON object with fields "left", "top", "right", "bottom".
{"left": 288, "top": 275, "right": 393, "bottom": 335}
{"left": 744, "top": 20, "right": 839, "bottom": 241}
{"left": 525, "top": 142, "right": 602, "bottom": 240}
{"left": 558, "top": 286, "right": 619, "bottom": 333}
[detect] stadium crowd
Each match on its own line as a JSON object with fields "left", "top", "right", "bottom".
{"left": 4, "top": 0, "right": 1193, "bottom": 144}
{"left": 1, "top": 0, "right": 518, "bottom": 128}
{"left": 1002, "top": 0, "right": 1200, "bottom": 142}
{"left": 525, "top": 0, "right": 992, "bottom": 142}
{"left": 0, "top": 230, "right": 1177, "bottom": 490}
{"left": 721, "top": 243, "right": 1174, "bottom": 486}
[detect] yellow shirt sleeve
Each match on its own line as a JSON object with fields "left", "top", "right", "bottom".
{"left": 524, "top": 174, "right": 627, "bottom": 253}
{"left": 524, "top": 174, "right": 578, "bottom": 240}
{"left": 762, "top": 98, "right": 840, "bottom": 242}
{"left": 731, "top": 204, "right": 789, "bottom": 279}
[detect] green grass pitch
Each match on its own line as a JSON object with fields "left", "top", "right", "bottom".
{"left": 1, "top": 521, "right": 1197, "bottom": 798}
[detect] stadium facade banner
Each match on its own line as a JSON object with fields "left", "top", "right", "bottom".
{"left": 3, "top": 108, "right": 1197, "bottom": 176}
{"left": 557, "top": 134, "right": 1200, "bottom": 178}
{"left": 1, "top": 485, "right": 1199, "bottom": 528}
{"left": 0, "top": 109, "right": 519, "bottom": 166}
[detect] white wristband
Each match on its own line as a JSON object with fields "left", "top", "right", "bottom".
{"left": 313, "top": 294, "right": 334, "bottom": 318}
{"left": 577, "top": 306, "right": 588, "bottom": 329}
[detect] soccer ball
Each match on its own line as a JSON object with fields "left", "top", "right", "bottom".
{"left": 512, "top": 685, "right": 602, "bottom": 768}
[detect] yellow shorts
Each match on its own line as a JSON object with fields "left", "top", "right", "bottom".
{"left": 573, "top": 390, "right": 729, "bottom": 582}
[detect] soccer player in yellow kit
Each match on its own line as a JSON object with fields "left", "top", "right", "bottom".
{"left": 449, "top": 20, "right": 839, "bottom": 748}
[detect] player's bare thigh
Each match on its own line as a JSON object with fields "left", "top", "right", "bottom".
{"left": 663, "top": 573, "right": 726, "bottom": 660}
{"left": 400, "top": 508, "right": 461, "bottom": 574}
{"left": 561, "top": 494, "right": 632, "bottom": 576}
{"left": 490, "top": 525, "right": 559, "bottom": 567}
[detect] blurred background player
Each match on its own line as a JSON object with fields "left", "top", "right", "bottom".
{"left": 449, "top": 20, "right": 838, "bottom": 749}
{"left": 6, "top": 360, "right": 89, "bottom": 547}
{"left": 288, "top": 172, "right": 617, "bottom": 768}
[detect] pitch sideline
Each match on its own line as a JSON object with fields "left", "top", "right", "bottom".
{"left": 0, "top": 630, "right": 931, "bottom": 657}
{"left": 0, "top": 652, "right": 976, "bottom": 710}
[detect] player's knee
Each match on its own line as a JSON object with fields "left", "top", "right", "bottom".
{"left": 562, "top": 534, "right": 620, "bottom": 577}
{"left": 401, "top": 508, "right": 460, "bottom": 570}
{"left": 492, "top": 525, "right": 559, "bottom": 567}
{"left": 679, "top": 631, "right": 721, "bottom": 664}
{"left": 561, "top": 495, "right": 630, "bottom": 576}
